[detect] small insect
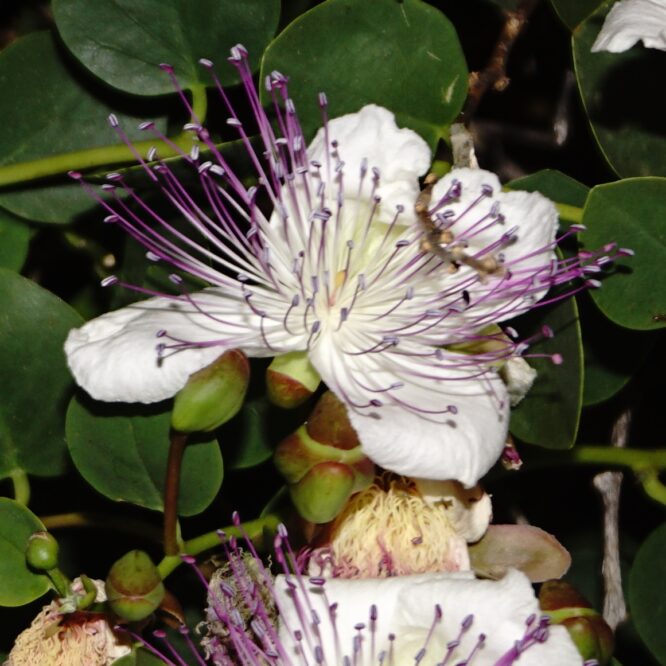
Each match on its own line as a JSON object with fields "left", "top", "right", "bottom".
{"left": 415, "top": 173, "right": 503, "bottom": 281}
{"left": 652, "top": 313, "right": 666, "bottom": 322}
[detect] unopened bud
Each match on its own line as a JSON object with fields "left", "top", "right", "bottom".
{"left": 274, "top": 391, "right": 374, "bottom": 523}
{"left": 106, "top": 550, "right": 164, "bottom": 621}
{"left": 25, "top": 531, "right": 59, "bottom": 571}
{"left": 307, "top": 391, "right": 359, "bottom": 449}
{"left": 171, "top": 349, "right": 249, "bottom": 432}
{"left": 539, "top": 580, "right": 613, "bottom": 664}
{"left": 289, "top": 462, "right": 356, "bottom": 523}
{"left": 266, "top": 351, "right": 321, "bottom": 408}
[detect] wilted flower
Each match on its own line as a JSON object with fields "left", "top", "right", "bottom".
{"left": 65, "top": 46, "right": 622, "bottom": 485}
{"left": 591, "top": 0, "right": 666, "bottom": 52}
{"left": 5, "top": 578, "right": 130, "bottom": 666}
{"left": 195, "top": 523, "right": 584, "bottom": 665}
{"left": 309, "top": 476, "right": 491, "bottom": 577}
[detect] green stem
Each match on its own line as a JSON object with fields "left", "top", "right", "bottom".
{"left": 554, "top": 202, "right": 584, "bottom": 224}
{"left": 0, "top": 136, "right": 193, "bottom": 188}
{"left": 570, "top": 446, "right": 666, "bottom": 469}
{"left": 41, "top": 512, "right": 162, "bottom": 543}
{"left": 10, "top": 469, "right": 30, "bottom": 506}
{"left": 639, "top": 469, "right": 666, "bottom": 505}
{"left": 46, "top": 567, "right": 71, "bottom": 598}
{"left": 156, "top": 514, "right": 281, "bottom": 580}
{"left": 0, "top": 86, "right": 207, "bottom": 189}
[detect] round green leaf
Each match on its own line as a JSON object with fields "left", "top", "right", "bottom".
{"left": 225, "top": 397, "right": 274, "bottom": 470}
{"left": 66, "top": 395, "right": 223, "bottom": 516}
{"left": 0, "top": 269, "right": 82, "bottom": 480}
{"left": 507, "top": 169, "right": 588, "bottom": 210}
{"left": 261, "top": 0, "right": 468, "bottom": 148}
{"left": 0, "top": 31, "right": 167, "bottom": 224}
{"left": 581, "top": 296, "right": 654, "bottom": 405}
{"left": 510, "top": 295, "right": 583, "bottom": 449}
{"left": 0, "top": 499, "right": 50, "bottom": 607}
{"left": 573, "top": 8, "right": 666, "bottom": 177}
{"left": 53, "top": 0, "right": 280, "bottom": 97}
{"left": 550, "top": 0, "right": 604, "bottom": 31}
{"left": 628, "top": 523, "right": 666, "bottom": 664}
{"left": 582, "top": 178, "right": 666, "bottom": 331}
{"left": 0, "top": 209, "right": 31, "bottom": 272}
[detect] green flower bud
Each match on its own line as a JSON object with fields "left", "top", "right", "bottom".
{"left": 105, "top": 550, "right": 165, "bottom": 622}
{"left": 171, "top": 349, "right": 249, "bottom": 433}
{"left": 306, "top": 391, "right": 359, "bottom": 449}
{"left": 539, "top": 580, "right": 614, "bottom": 664}
{"left": 274, "top": 391, "right": 375, "bottom": 522}
{"left": 289, "top": 462, "right": 356, "bottom": 524}
{"left": 25, "top": 531, "right": 59, "bottom": 571}
{"left": 266, "top": 351, "right": 321, "bottom": 409}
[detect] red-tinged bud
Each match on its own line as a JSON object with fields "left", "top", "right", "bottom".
{"left": 306, "top": 391, "right": 359, "bottom": 449}
{"left": 171, "top": 349, "right": 249, "bottom": 433}
{"left": 539, "top": 580, "right": 614, "bottom": 664}
{"left": 289, "top": 462, "right": 356, "bottom": 524}
{"left": 274, "top": 392, "right": 375, "bottom": 522}
{"left": 25, "top": 531, "right": 59, "bottom": 571}
{"left": 105, "top": 550, "right": 165, "bottom": 622}
{"left": 266, "top": 351, "right": 321, "bottom": 408}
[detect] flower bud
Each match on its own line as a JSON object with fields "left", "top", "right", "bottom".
{"left": 105, "top": 550, "right": 164, "bottom": 621}
{"left": 171, "top": 349, "right": 249, "bottom": 432}
{"left": 266, "top": 351, "right": 321, "bottom": 408}
{"left": 539, "top": 580, "right": 614, "bottom": 664}
{"left": 274, "top": 391, "right": 374, "bottom": 523}
{"left": 290, "top": 462, "right": 356, "bottom": 523}
{"left": 25, "top": 531, "right": 59, "bottom": 571}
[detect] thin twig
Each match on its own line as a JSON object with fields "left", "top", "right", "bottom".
{"left": 592, "top": 409, "right": 630, "bottom": 631}
{"left": 163, "top": 431, "right": 189, "bottom": 556}
{"left": 460, "top": 0, "right": 541, "bottom": 123}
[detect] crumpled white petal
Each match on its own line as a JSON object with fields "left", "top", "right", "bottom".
{"left": 308, "top": 104, "right": 431, "bottom": 223}
{"left": 413, "top": 479, "right": 493, "bottom": 542}
{"left": 65, "top": 289, "right": 294, "bottom": 403}
{"left": 275, "top": 569, "right": 582, "bottom": 665}
{"left": 309, "top": 334, "right": 509, "bottom": 487}
{"left": 501, "top": 356, "right": 538, "bottom": 406}
{"left": 591, "top": 0, "right": 666, "bottom": 52}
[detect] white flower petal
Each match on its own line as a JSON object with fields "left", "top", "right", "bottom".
{"left": 591, "top": 0, "right": 666, "bottom": 52}
{"left": 65, "top": 289, "right": 294, "bottom": 403}
{"left": 309, "top": 335, "right": 509, "bottom": 486}
{"left": 275, "top": 569, "right": 582, "bottom": 665}
{"left": 308, "top": 104, "right": 431, "bottom": 222}
{"left": 429, "top": 168, "right": 559, "bottom": 324}
{"left": 413, "top": 479, "right": 493, "bottom": 542}
{"left": 501, "top": 356, "right": 538, "bottom": 406}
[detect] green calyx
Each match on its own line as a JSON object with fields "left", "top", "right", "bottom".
{"left": 266, "top": 351, "right": 321, "bottom": 409}
{"left": 105, "top": 550, "right": 165, "bottom": 621}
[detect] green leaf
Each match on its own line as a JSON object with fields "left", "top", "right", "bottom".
{"left": 0, "top": 209, "right": 31, "bottom": 272}
{"left": 66, "top": 395, "right": 223, "bottom": 516}
{"left": 225, "top": 397, "right": 274, "bottom": 470}
{"left": 0, "top": 269, "right": 82, "bottom": 480}
{"left": 582, "top": 178, "right": 666, "bottom": 331}
{"left": 580, "top": 296, "right": 654, "bottom": 405}
{"left": 573, "top": 7, "right": 666, "bottom": 177}
{"left": 510, "top": 296, "right": 583, "bottom": 449}
{"left": 507, "top": 169, "right": 588, "bottom": 209}
{"left": 549, "top": 0, "right": 604, "bottom": 30}
{"left": 261, "top": 0, "right": 468, "bottom": 148}
{"left": 628, "top": 523, "right": 666, "bottom": 664}
{"left": 0, "top": 499, "right": 51, "bottom": 607}
{"left": 53, "top": 0, "right": 280, "bottom": 97}
{"left": 0, "top": 31, "right": 168, "bottom": 224}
